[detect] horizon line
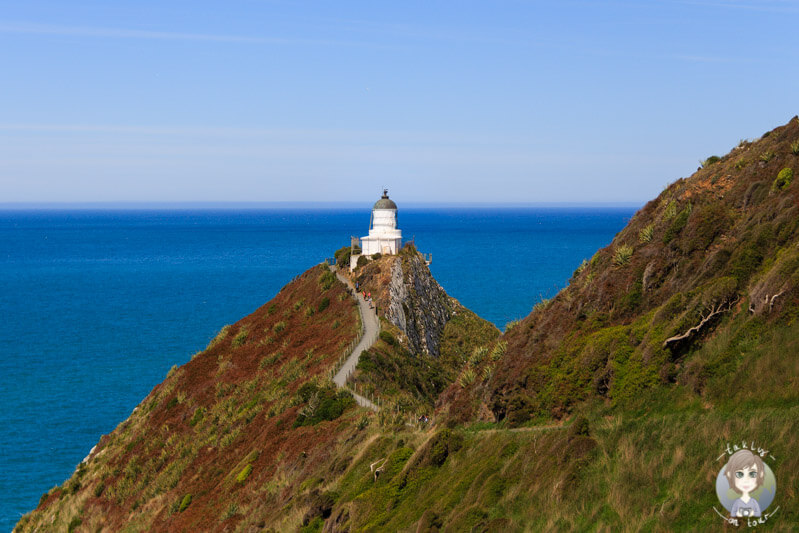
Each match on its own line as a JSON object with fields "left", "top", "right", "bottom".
{"left": 0, "top": 200, "right": 645, "bottom": 211}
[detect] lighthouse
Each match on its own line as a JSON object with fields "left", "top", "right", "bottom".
{"left": 360, "top": 189, "right": 402, "bottom": 256}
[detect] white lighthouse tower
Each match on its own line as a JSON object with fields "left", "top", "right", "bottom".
{"left": 360, "top": 189, "right": 402, "bottom": 256}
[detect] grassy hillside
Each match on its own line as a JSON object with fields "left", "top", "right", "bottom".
{"left": 328, "top": 117, "right": 799, "bottom": 530}
{"left": 16, "top": 265, "right": 370, "bottom": 532}
{"left": 16, "top": 254, "right": 498, "bottom": 532}
{"left": 450, "top": 116, "right": 799, "bottom": 425}
{"left": 17, "top": 117, "right": 799, "bottom": 531}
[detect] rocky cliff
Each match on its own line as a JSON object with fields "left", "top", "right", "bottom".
{"left": 348, "top": 246, "right": 500, "bottom": 410}
{"left": 384, "top": 248, "right": 453, "bottom": 357}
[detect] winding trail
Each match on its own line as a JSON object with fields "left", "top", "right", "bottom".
{"left": 330, "top": 265, "right": 380, "bottom": 411}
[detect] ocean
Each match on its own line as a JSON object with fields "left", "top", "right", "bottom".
{"left": 0, "top": 206, "right": 636, "bottom": 529}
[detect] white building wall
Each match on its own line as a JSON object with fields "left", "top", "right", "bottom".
{"left": 361, "top": 235, "right": 401, "bottom": 255}
{"left": 361, "top": 207, "right": 402, "bottom": 256}
{"left": 372, "top": 209, "right": 397, "bottom": 230}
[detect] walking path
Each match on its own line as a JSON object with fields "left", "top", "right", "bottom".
{"left": 330, "top": 265, "right": 380, "bottom": 411}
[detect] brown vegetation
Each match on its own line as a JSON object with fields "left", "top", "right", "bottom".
{"left": 16, "top": 117, "right": 799, "bottom": 531}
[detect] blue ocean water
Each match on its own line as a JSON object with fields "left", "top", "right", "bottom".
{"left": 0, "top": 207, "right": 635, "bottom": 529}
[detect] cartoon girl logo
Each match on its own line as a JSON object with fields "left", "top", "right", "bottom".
{"left": 715, "top": 449, "right": 777, "bottom": 519}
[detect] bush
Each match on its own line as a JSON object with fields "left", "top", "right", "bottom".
{"left": 356, "top": 255, "right": 369, "bottom": 267}
{"left": 67, "top": 478, "right": 81, "bottom": 494}
{"left": 638, "top": 224, "right": 654, "bottom": 243}
{"left": 299, "top": 517, "right": 324, "bottom": 533}
{"left": 568, "top": 416, "right": 591, "bottom": 438}
{"left": 760, "top": 151, "right": 775, "bottom": 162}
{"left": 490, "top": 341, "right": 507, "bottom": 361}
{"left": 334, "top": 246, "right": 352, "bottom": 268}
{"left": 663, "top": 200, "right": 677, "bottom": 220}
{"left": 67, "top": 517, "right": 82, "bottom": 533}
{"left": 189, "top": 406, "right": 205, "bottom": 426}
{"left": 424, "top": 429, "right": 463, "bottom": 467}
{"left": 573, "top": 258, "right": 589, "bottom": 278}
{"left": 459, "top": 367, "right": 476, "bottom": 388}
{"left": 317, "top": 297, "right": 330, "bottom": 312}
{"left": 221, "top": 502, "right": 239, "bottom": 521}
{"left": 683, "top": 202, "right": 732, "bottom": 252}
{"left": 318, "top": 270, "right": 336, "bottom": 290}
{"left": 700, "top": 155, "right": 721, "bottom": 167}
{"left": 178, "top": 493, "right": 192, "bottom": 513}
{"left": 470, "top": 346, "right": 488, "bottom": 365}
{"left": 236, "top": 464, "right": 252, "bottom": 484}
{"left": 773, "top": 167, "right": 793, "bottom": 191}
{"left": 379, "top": 330, "right": 396, "bottom": 345}
{"left": 791, "top": 140, "right": 799, "bottom": 155}
{"left": 273, "top": 321, "right": 286, "bottom": 333}
{"left": 206, "top": 325, "right": 231, "bottom": 350}
{"left": 232, "top": 329, "right": 248, "bottom": 347}
{"left": 730, "top": 232, "right": 770, "bottom": 285}
{"left": 663, "top": 207, "right": 690, "bottom": 244}
{"left": 294, "top": 385, "right": 355, "bottom": 427}
{"left": 612, "top": 244, "right": 633, "bottom": 266}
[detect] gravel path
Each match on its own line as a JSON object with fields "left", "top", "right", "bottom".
{"left": 331, "top": 266, "right": 379, "bottom": 411}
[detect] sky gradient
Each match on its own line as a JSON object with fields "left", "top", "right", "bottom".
{"left": 1, "top": 0, "right": 798, "bottom": 204}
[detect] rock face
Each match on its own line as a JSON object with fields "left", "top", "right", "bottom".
{"left": 386, "top": 251, "right": 453, "bottom": 357}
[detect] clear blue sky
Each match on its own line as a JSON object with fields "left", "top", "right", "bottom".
{"left": 1, "top": 0, "right": 797, "bottom": 204}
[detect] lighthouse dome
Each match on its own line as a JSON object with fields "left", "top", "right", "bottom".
{"left": 373, "top": 189, "right": 397, "bottom": 210}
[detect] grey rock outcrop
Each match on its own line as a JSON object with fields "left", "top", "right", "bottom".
{"left": 386, "top": 252, "right": 453, "bottom": 357}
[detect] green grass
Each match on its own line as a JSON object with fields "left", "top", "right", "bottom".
{"left": 663, "top": 205, "right": 690, "bottom": 244}
{"left": 773, "top": 167, "right": 793, "bottom": 191}
{"left": 458, "top": 367, "right": 476, "bottom": 387}
{"left": 332, "top": 406, "right": 799, "bottom": 531}
{"left": 638, "top": 223, "right": 654, "bottom": 243}
{"left": 236, "top": 464, "right": 252, "bottom": 484}
{"left": 293, "top": 383, "right": 355, "bottom": 427}
{"left": 232, "top": 329, "right": 248, "bottom": 347}
{"left": 178, "top": 493, "right": 192, "bottom": 513}
{"left": 206, "top": 325, "right": 231, "bottom": 350}
{"left": 318, "top": 269, "right": 336, "bottom": 290}
{"left": 612, "top": 244, "right": 633, "bottom": 266}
